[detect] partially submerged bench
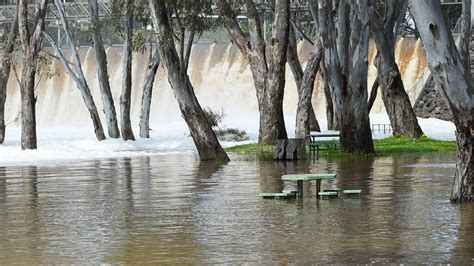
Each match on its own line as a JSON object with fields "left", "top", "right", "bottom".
{"left": 281, "top": 173, "right": 337, "bottom": 197}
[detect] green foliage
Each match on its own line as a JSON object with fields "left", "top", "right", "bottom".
{"left": 202, "top": 107, "right": 224, "bottom": 129}
{"left": 168, "top": 0, "right": 215, "bottom": 33}
{"left": 132, "top": 28, "right": 150, "bottom": 52}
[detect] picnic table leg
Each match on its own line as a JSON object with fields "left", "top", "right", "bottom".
{"left": 316, "top": 180, "right": 321, "bottom": 196}
{"left": 297, "top": 180, "right": 303, "bottom": 197}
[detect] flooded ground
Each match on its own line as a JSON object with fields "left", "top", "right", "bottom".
{"left": 0, "top": 153, "right": 473, "bottom": 264}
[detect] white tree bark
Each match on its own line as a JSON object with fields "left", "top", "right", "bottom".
{"left": 88, "top": 0, "right": 120, "bottom": 138}
{"left": 409, "top": 0, "right": 474, "bottom": 202}
{"left": 139, "top": 48, "right": 160, "bottom": 138}
{"left": 43, "top": 0, "right": 106, "bottom": 141}
{"left": 120, "top": 0, "right": 135, "bottom": 141}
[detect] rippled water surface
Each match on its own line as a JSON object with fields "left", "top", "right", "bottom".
{"left": 0, "top": 153, "right": 473, "bottom": 264}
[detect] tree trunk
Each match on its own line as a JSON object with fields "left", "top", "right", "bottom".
{"left": 340, "top": 0, "right": 374, "bottom": 154}
{"left": 150, "top": 0, "right": 229, "bottom": 161}
{"left": 18, "top": 0, "right": 48, "bottom": 150}
{"left": 371, "top": 11, "right": 423, "bottom": 139}
{"left": 88, "top": 0, "right": 120, "bottom": 138}
{"left": 0, "top": 2, "right": 18, "bottom": 144}
{"left": 120, "top": 0, "right": 135, "bottom": 141}
{"left": 274, "top": 138, "right": 306, "bottom": 160}
{"left": 287, "top": 26, "right": 321, "bottom": 138}
{"left": 217, "top": 0, "right": 289, "bottom": 144}
{"left": 367, "top": 79, "right": 379, "bottom": 112}
{"left": 295, "top": 40, "right": 323, "bottom": 138}
{"left": 409, "top": 0, "right": 474, "bottom": 202}
{"left": 139, "top": 48, "right": 160, "bottom": 138}
{"left": 320, "top": 62, "right": 334, "bottom": 130}
{"left": 318, "top": 0, "right": 343, "bottom": 131}
{"left": 460, "top": 0, "right": 471, "bottom": 75}
{"left": 43, "top": 0, "right": 106, "bottom": 141}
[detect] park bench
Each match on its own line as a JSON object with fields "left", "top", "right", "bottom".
{"left": 306, "top": 132, "right": 340, "bottom": 158}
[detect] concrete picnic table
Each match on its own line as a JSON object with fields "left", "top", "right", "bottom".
{"left": 281, "top": 173, "right": 337, "bottom": 197}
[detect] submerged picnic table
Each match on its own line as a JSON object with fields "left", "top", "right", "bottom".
{"left": 281, "top": 173, "right": 337, "bottom": 197}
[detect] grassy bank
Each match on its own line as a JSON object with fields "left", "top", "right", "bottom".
{"left": 224, "top": 136, "right": 456, "bottom": 160}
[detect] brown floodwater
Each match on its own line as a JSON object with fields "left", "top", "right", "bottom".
{"left": 0, "top": 153, "right": 473, "bottom": 264}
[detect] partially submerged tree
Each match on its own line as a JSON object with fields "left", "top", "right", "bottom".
{"left": 371, "top": 0, "right": 423, "bottom": 139}
{"left": 409, "top": 0, "right": 473, "bottom": 202}
{"left": 0, "top": 1, "right": 19, "bottom": 144}
{"left": 17, "top": 0, "right": 48, "bottom": 150}
{"left": 44, "top": 0, "right": 106, "bottom": 141}
{"left": 149, "top": 0, "right": 229, "bottom": 161}
{"left": 217, "top": 0, "right": 290, "bottom": 144}
{"left": 88, "top": 0, "right": 120, "bottom": 139}
{"left": 319, "top": 0, "right": 374, "bottom": 153}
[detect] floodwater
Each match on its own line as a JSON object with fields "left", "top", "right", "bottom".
{"left": 0, "top": 153, "right": 473, "bottom": 264}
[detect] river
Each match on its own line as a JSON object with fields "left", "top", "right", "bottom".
{"left": 0, "top": 153, "right": 472, "bottom": 264}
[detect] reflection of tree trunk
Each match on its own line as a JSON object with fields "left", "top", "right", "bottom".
{"left": 409, "top": 1, "right": 473, "bottom": 202}
{"left": 139, "top": 49, "right": 160, "bottom": 138}
{"left": 0, "top": 2, "right": 18, "bottom": 144}
{"left": 120, "top": 0, "right": 135, "bottom": 141}
{"left": 455, "top": 204, "right": 474, "bottom": 260}
{"left": 0, "top": 167, "right": 5, "bottom": 203}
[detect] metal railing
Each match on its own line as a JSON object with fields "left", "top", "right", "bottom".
{"left": 0, "top": 0, "right": 111, "bottom": 23}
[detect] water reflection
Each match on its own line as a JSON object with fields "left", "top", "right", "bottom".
{"left": 0, "top": 153, "right": 472, "bottom": 263}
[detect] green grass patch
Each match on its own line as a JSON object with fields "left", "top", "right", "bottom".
{"left": 225, "top": 136, "right": 456, "bottom": 160}
{"left": 374, "top": 135, "right": 456, "bottom": 154}
{"left": 225, "top": 143, "right": 274, "bottom": 160}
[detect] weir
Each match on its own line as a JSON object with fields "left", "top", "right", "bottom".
{"left": 4, "top": 37, "right": 427, "bottom": 133}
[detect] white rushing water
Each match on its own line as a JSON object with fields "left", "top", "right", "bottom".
{"left": 0, "top": 37, "right": 454, "bottom": 166}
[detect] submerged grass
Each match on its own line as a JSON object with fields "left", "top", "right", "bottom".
{"left": 224, "top": 135, "right": 456, "bottom": 160}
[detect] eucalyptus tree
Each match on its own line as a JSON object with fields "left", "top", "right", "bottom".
{"left": 88, "top": 0, "right": 120, "bottom": 138}
{"left": 319, "top": 0, "right": 374, "bottom": 153}
{"left": 43, "top": 0, "right": 106, "bottom": 141}
{"left": 0, "top": 1, "right": 18, "bottom": 144}
{"left": 264, "top": 1, "right": 322, "bottom": 136}
{"left": 409, "top": 0, "right": 473, "bottom": 202}
{"left": 17, "top": 0, "right": 48, "bottom": 149}
{"left": 148, "top": 0, "right": 229, "bottom": 161}
{"left": 370, "top": 0, "right": 423, "bottom": 139}
{"left": 139, "top": 47, "right": 160, "bottom": 138}
{"left": 287, "top": 28, "right": 323, "bottom": 138}
{"left": 217, "top": 0, "right": 290, "bottom": 145}
{"left": 119, "top": 0, "right": 135, "bottom": 141}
